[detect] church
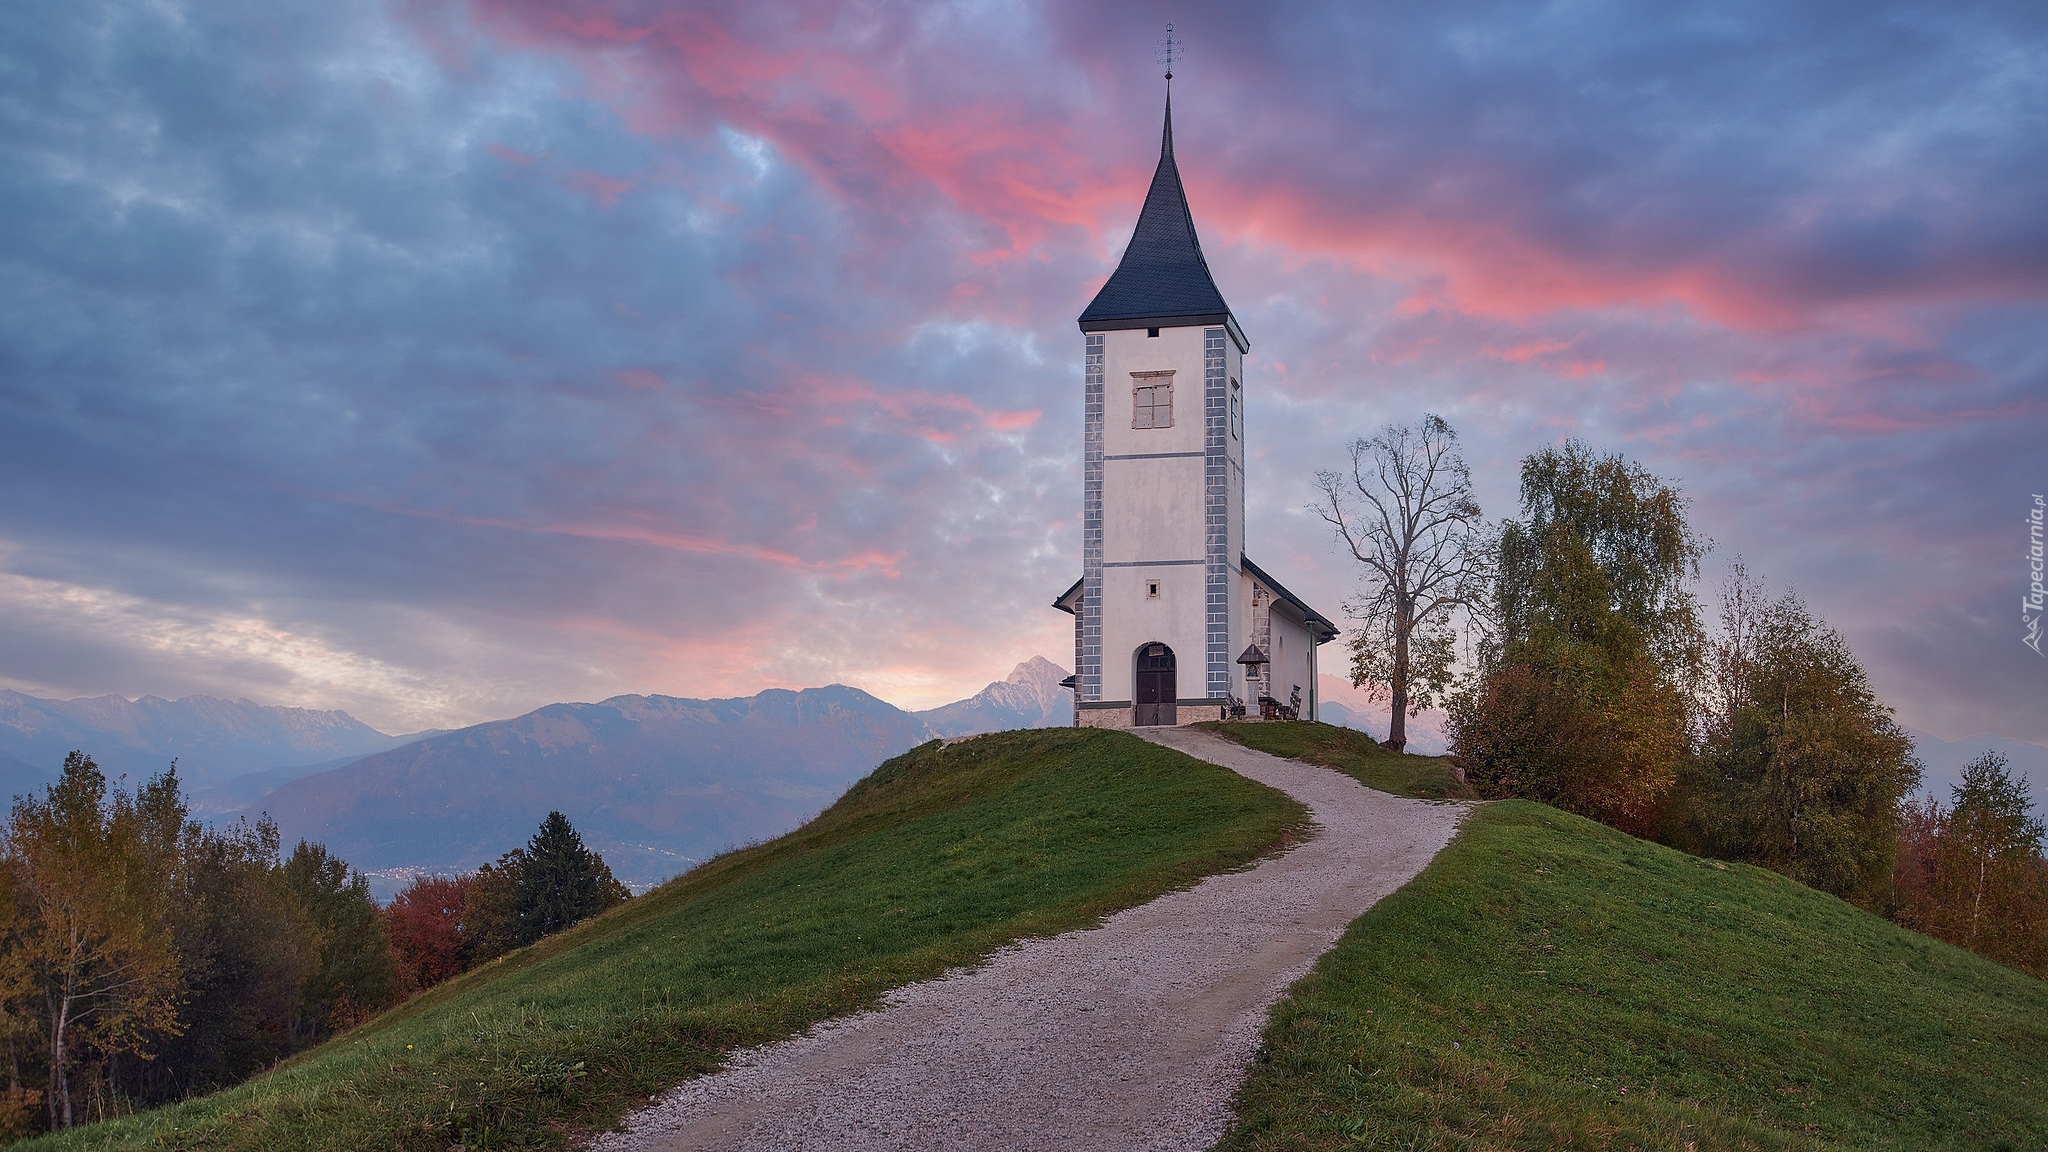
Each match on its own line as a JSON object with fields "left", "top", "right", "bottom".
{"left": 1054, "top": 91, "right": 1337, "bottom": 727}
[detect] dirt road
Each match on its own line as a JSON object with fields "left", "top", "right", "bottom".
{"left": 593, "top": 726, "right": 1467, "bottom": 1152}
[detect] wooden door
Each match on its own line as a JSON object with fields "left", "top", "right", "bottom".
{"left": 1134, "top": 643, "right": 1176, "bottom": 726}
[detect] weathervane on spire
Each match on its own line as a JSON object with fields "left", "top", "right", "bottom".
{"left": 1155, "top": 23, "right": 1182, "bottom": 86}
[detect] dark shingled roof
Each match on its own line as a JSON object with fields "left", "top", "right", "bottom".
{"left": 1078, "top": 94, "right": 1246, "bottom": 351}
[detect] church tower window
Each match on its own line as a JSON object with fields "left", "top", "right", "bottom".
{"left": 1132, "top": 372, "right": 1174, "bottom": 428}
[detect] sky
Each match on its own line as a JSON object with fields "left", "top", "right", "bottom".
{"left": 1, "top": 0, "right": 2043, "bottom": 741}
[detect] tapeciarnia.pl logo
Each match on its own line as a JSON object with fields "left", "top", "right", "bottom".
{"left": 2027, "top": 494, "right": 2045, "bottom": 656}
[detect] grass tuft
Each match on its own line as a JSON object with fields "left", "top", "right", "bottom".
{"left": 28, "top": 728, "right": 1305, "bottom": 1151}
{"left": 1218, "top": 800, "right": 2048, "bottom": 1151}
{"left": 1196, "top": 720, "right": 1474, "bottom": 800}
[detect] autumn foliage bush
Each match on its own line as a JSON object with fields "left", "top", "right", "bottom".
{"left": 384, "top": 875, "right": 473, "bottom": 993}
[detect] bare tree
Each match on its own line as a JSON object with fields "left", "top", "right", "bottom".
{"left": 1316, "top": 414, "right": 1489, "bottom": 751}
{"left": 1708, "top": 556, "right": 1765, "bottom": 733}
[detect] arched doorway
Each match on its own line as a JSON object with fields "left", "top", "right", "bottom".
{"left": 1134, "top": 642, "right": 1177, "bottom": 726}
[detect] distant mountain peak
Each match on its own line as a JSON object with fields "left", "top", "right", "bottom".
{"left": 1006, "top": 655, "right": 1067, "bottom": 690}
{"left": 917, "top": 657, "right": 1073, "bottom": 738}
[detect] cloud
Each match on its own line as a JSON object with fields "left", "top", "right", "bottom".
{"left": 0, "top": 0, "right": 2042, "bottom": 741}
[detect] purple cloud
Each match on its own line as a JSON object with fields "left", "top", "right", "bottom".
{"left": 0, "top": 0, "right": 2042, "bottom": 743}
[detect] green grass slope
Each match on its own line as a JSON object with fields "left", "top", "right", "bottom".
{"left": 1197, "top": 720, "right": 1473, "bottom": 800}
{"left": 30, "top": 729, "right": 1305, "bottom": 1152}
{"left": 1220, "top": 800, "right": 2048, "bottom": 1152}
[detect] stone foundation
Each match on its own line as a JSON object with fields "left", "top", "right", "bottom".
{"left": 1076, "top": 700, "right": 1237, "bottom": 729}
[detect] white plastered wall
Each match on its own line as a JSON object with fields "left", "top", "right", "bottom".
{"left": 1090, "top": 323, "right": 1241, "bottom": 713}
{"left": 1236, "top": 565, "right": 1321, "bottom": 715}
{"left": 1266, "top": 610, "right": 1316, "bottom": 711}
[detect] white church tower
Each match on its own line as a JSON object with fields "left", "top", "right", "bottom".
{"left": 1055, "top": 89, "right": 1336, "bottom": 727}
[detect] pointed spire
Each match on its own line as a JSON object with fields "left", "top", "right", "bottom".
{"left": 1079, "top": 92, "right": 1244, "bottom": 350}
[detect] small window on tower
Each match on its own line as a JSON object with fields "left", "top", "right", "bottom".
{"left": 1131, "top": 373, "right": 1174, "bottom": 428}
{"left": 1147, "top": 327, "right": 1160, "bottom": 338}
{"left": 1231, "top": 378, "right": 1241, "bottom": 440}
{"left": 1147, "top": 580, "right": 1161, "bottom": 599}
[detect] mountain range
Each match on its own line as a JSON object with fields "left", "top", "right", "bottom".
{"left": 0, "top": 690, "right": 425, "bottom": 813}
{"left": 6, "top": 664, "right": 2038, "bottom": 896}
{"left": 251, "top": 685, "right": 930, "bottom": 890}
{"left": 0, "top": 659, "right": 1075, "bottom": 894}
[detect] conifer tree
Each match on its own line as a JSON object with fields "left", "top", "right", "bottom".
{"left": 512, "top": 813, "right": 627, "bottom": 945}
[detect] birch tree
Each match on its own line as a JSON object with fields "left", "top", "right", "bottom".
{"left": 1315, "top": 414, "right": 1489, "bottom": 751}
{"left": 4, "top": 753, "right": 179, "bottom": 1128}
{"left": 1898, "top": 753, "right": 2048, "bottom": 972}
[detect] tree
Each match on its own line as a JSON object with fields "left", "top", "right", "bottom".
{"left": 0, "top": 854, "right": 40, "bottom": 1139}
{"left": 1494, "top": 441, "right": 1706, "bottom": 673}
{"left": 281, "top": 841, "right": 398, "bottom": 1043}
{"left": 1684, "top": 579, "right": 1920, "bottom": 906}
{"left": 513, "top": 813, "right": 628, "bottom": 946}
{"left": 1451, "top": 627, "right": 1688, "bottom": 835}
{"left": 1, "top": 753, "right": 179, "bottom": 1129}
{"left": 1706, "top": 557, "right": 1766, "bottom": 733}
{"left": 1315, "top": 414, "right": 1489, "bottom": 750}
{"left": 385, "top": 874, "right": 474, "bottom": 993}
{"left": 1943, "top": 753, "right": 2046, "bottom": 963}
{"left": 1451, "top": 442, "right": 1704, "bottom": 833}
{"left": 136, "top": 813, "right": 304, "bottom": 1101}
{"left": 458, "top": 849, "right": 525, "bottom": 966}
{"left": 1895, "top": 753, "right": 2047, "bottom": 974}
{"left": 0, "top": 754, "right": 410, "bottom": 1134}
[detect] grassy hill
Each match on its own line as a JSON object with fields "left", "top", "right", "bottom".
{"left": 28, "top": 721, "right": 2046, "bottom": 1150}
{"left": 1220, "top": 799, "right": 2048, "bottom": 1151}
{"left": 25, "top": 729, "right": 1304, "bottom": 1151}
{"left": 1198, "top": 720, "right": 1473, "bottom": 801}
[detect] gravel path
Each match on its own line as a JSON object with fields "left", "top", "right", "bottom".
{"left": 592, "top": 727, "right": 1468, "bottom": 1152}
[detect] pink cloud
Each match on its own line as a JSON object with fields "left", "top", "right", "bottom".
{"left": 563, "top": 168, "right": 634, "bottom": 207}
{"left": 445, "top": 0, "right": 2048, "bottom": 371}
{"left": 611, "top": 368, "right": 663, "bottom": 391}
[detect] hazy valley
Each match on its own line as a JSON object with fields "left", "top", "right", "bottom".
{"left": 2, "top": 656, "right": 2039, "bottom": 900}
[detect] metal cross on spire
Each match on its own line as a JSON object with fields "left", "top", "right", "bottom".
{"left": 1155, "top": 23, "right": 1182, "bottom": 86}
